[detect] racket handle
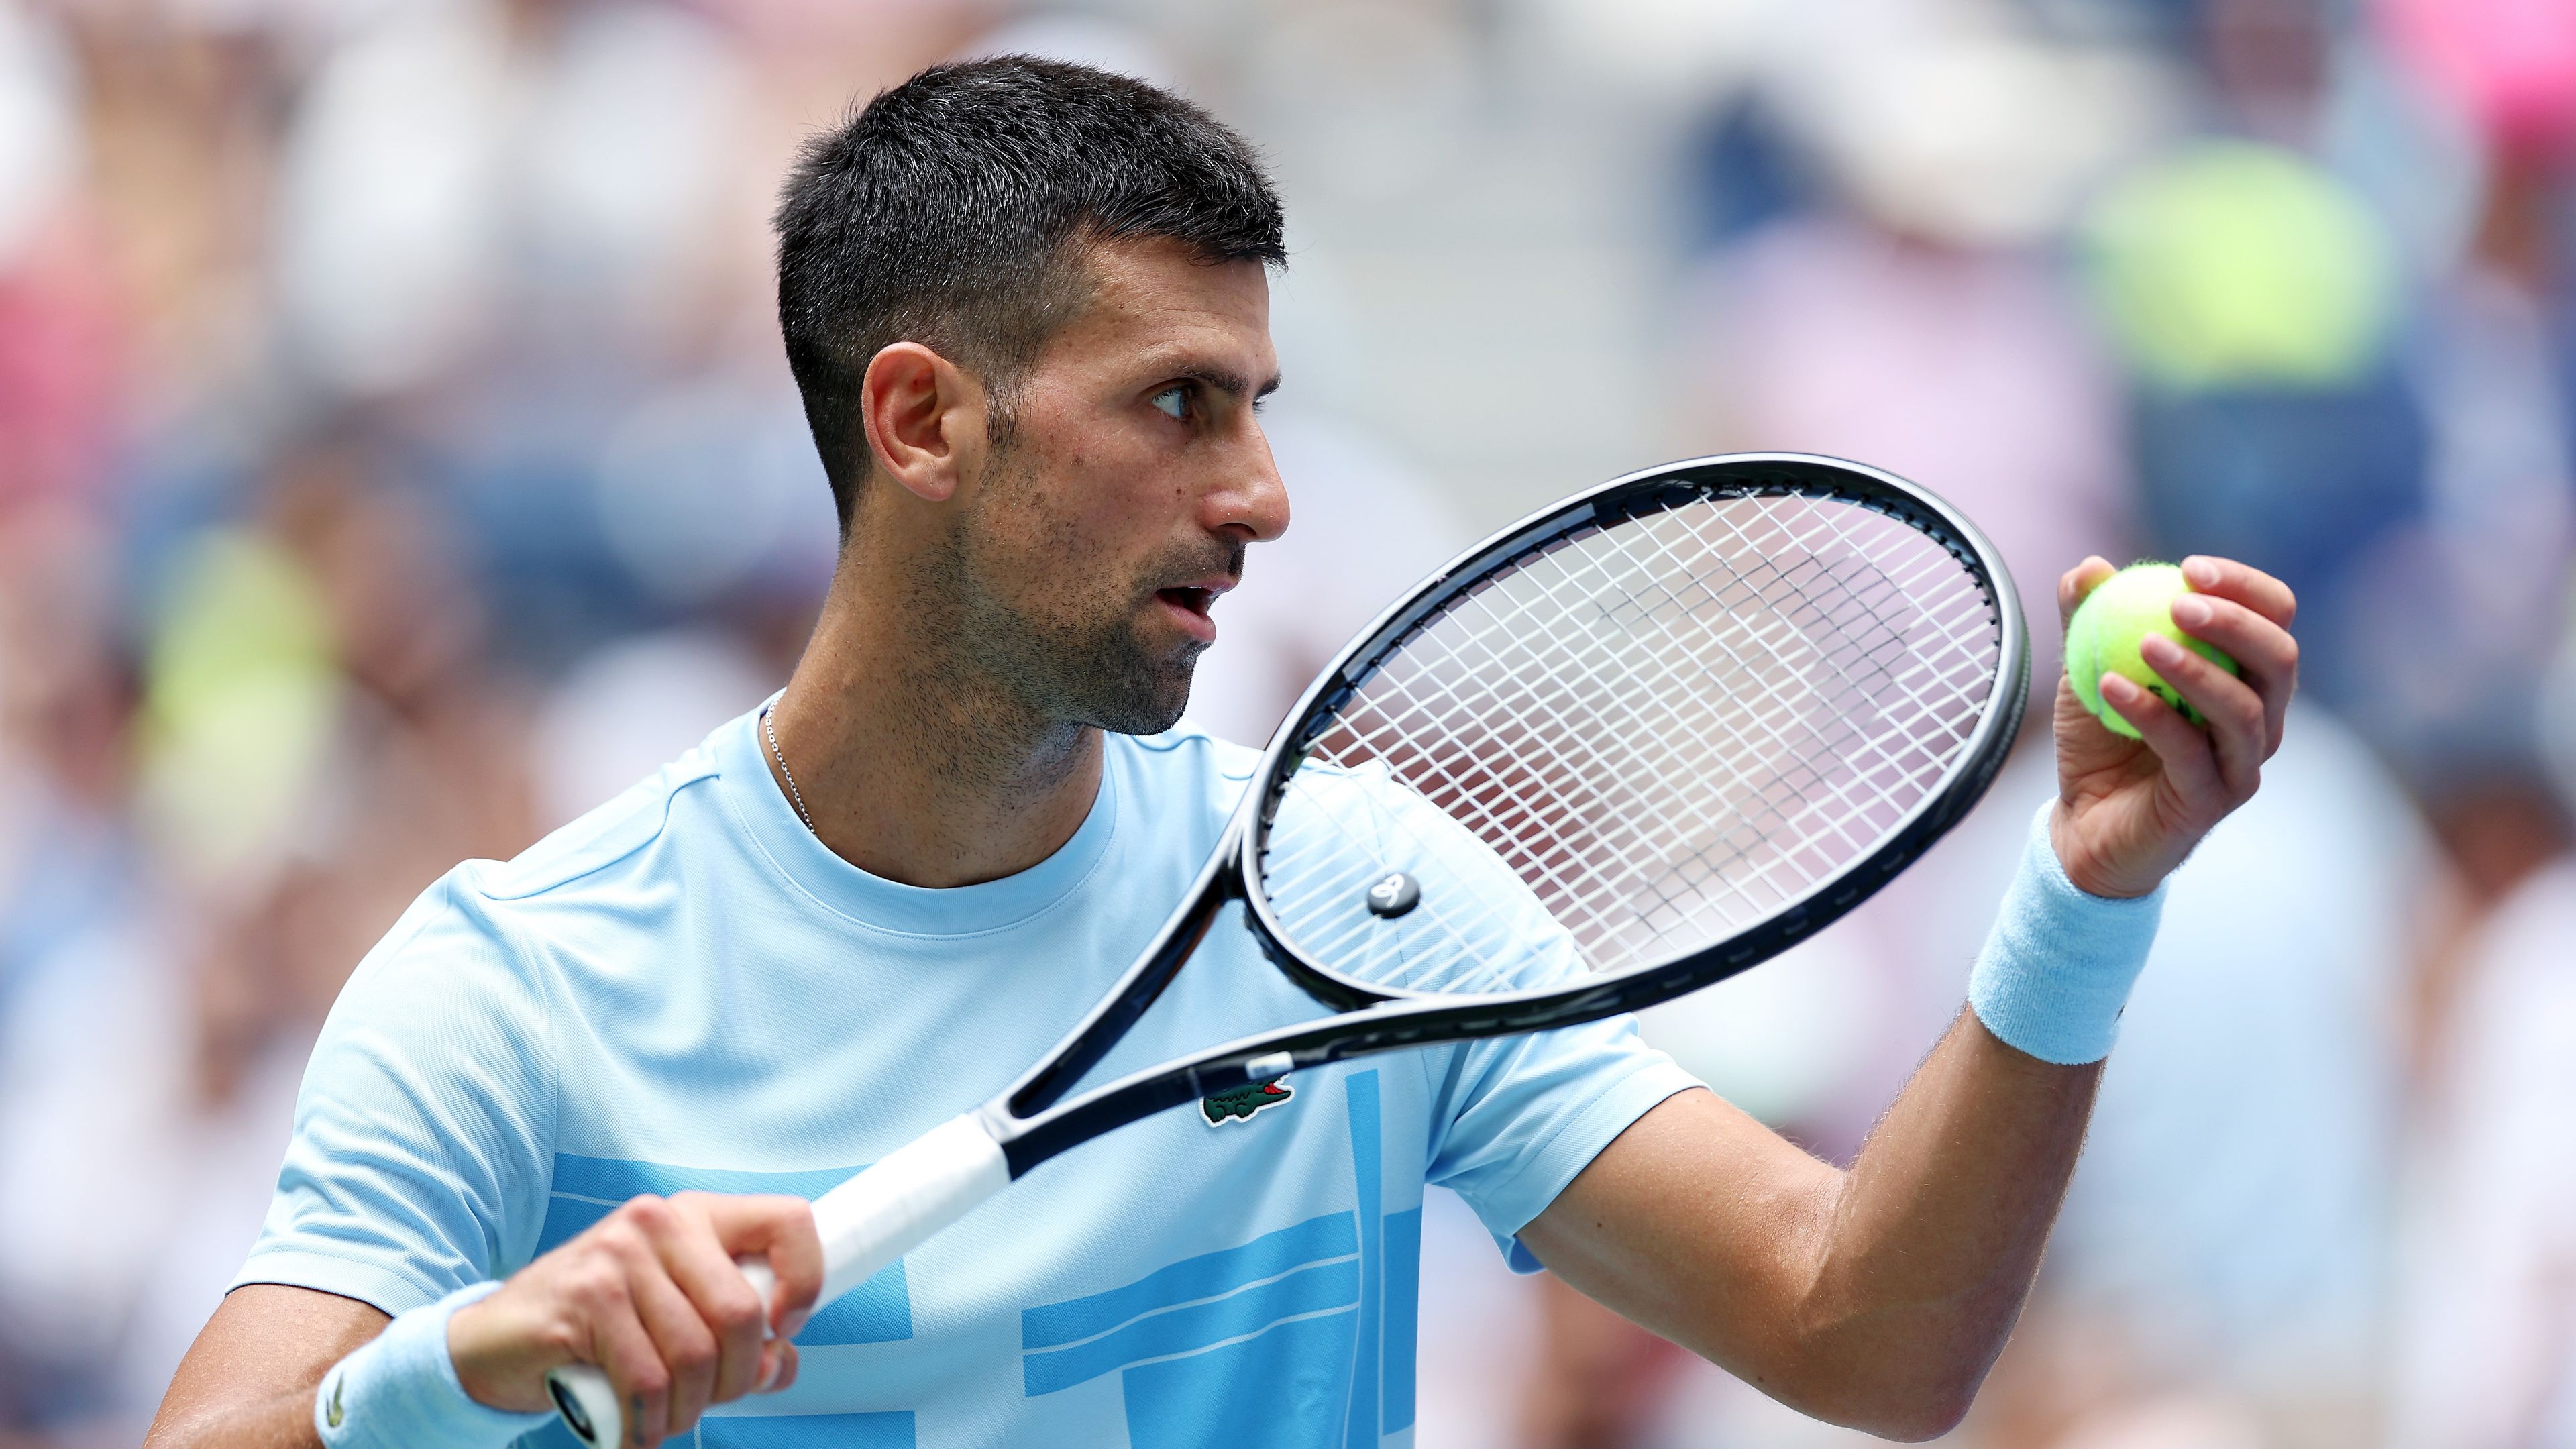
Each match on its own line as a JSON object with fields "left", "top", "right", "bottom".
{"left": 544, "top": 1113, "right": 1009, "bottom": 1446}
{"left": 808, "top": 1112, "right": 1011, "bottom": 1303}
{"left": 545, "top": 1363, "right": 620, "bottom": 1447}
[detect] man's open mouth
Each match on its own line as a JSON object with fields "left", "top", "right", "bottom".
{"left": 1157, "top": 586, "right": 1217, "bottom": 619}
{"left": 1152, "top": 581, "right": 1231, "bottom": 645}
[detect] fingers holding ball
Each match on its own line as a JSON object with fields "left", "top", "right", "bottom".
{"left": 2064, "top": 561, "right": 2241, "bottom": 739}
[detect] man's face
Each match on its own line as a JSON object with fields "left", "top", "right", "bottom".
{"left": 945, "top": 235, "right": 1288, "bottom": 734}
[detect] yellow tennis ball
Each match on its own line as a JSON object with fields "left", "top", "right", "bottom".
{"left": 2063, "top": 589, "right": 2106, "bottom": 716}
{"left": 2065, "top": 562, "right": 2239, "bottom": 739}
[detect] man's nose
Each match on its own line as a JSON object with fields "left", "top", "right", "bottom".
{"left": 1212, "top": 426, "right": 1290, "bottom": 545}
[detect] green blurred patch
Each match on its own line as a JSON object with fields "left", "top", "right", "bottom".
{"left": 138, "top": 529, "right": 342, "bottom": 885}
{"left": 2086, "top": 141, "right": 2399, "bottom": 392}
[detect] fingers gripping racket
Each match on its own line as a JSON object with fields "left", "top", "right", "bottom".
{"left": 547, "top": 453, "right": 2028, "bottom": 1444}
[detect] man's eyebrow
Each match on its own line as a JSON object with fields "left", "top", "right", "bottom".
{"left": 1171, "top": 363, "right": 1284, "bottom": 400}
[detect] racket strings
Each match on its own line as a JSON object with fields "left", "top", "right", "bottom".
{"left": 1258, "top": 490, "right": 2001, "bottom": 997}
{"left": 1334, "top": 500, "right": 1993, "bottom": 978}
{"left": 1371, "top": 506, "right": 1990, "bottom": 899}
{"left": 1269, "top": 502, "right": 1988, "bottom": 991}
{"left": 1411, "top": 508, "right": 1986, "bottom": 963}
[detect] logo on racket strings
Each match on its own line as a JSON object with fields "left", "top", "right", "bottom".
{"left": 1366, "top": 871, "right": 1420, "bottom": 918}
{"left": 1201, "top": 1076, "right": 1293, "bottom": 1125}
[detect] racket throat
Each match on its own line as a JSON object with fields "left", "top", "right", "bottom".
{"left": 1003, "top": 833, "right": 1246, "bottom": 1122}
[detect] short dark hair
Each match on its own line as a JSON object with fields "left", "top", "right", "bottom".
{"left": 773, "top": 57, "right": 1287, "bottom": 532}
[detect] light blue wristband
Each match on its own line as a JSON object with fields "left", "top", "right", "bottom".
{"left": 315, "top": 1280, "right": 552, "bottom": 1449}
{"left": 1966, "top": 802, "right": 2167, "bottom": 1065}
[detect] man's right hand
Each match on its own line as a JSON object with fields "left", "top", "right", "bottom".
{"left": 447, "top": 1192, "right": 824, "bottom": 1446}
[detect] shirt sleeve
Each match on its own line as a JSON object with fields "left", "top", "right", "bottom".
{"left": 1424, "top": 1018, "right": 1701, "bottom": 1273}
{"left": 231, "top": 868, "right": 559, "bottom": 1316}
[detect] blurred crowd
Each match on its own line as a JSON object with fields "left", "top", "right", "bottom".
{"left": 1, "top": 0, "right": 2573, "bottom": 1445}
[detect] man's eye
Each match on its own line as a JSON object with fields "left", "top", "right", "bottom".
{"left": 1151, "top": 386, "right": 1190, "bottom": 421}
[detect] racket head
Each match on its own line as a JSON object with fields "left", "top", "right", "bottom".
{"left": 1238, "top": 453, "right": 2028, "bottom": 1020}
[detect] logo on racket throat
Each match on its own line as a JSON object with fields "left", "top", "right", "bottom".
{"left": 1201, "top": 1076, "right": 1294, "bottom": 1125}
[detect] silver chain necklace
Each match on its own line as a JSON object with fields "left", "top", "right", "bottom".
{"left": 761, "top": 704, "right": 817, "bottom": 835}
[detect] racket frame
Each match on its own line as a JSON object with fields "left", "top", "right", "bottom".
{"left": 989, "top": 452, "right": 2027, "bottom": 1175}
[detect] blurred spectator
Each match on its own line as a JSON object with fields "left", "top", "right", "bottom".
{"left": 2084, "top": 137, "right": 2428, "bottom": 722}
{"left": 2379, "top": 0, "right": 2576, "bottom": 166}
{"left": 2381, "top": 7, "right": 2576, "bottom": 1429}
{"left": 529, "top": 629, "right": 775, "bottom": 830}
{"left": 273, "top": 0, "right": 757, "bottom": 396}
{"left": 1674, "top": 5, "right": 2163, "bottom": 692}
{"left": 2045, "top": 708, "right": 2428, "bottom": 1447}
{"left": 1521, "top": 1275, "right": 1694, "bottom": 1449}
{"left": 2323, "top": 153, "right": 2573, "bottom": 812}
{"left": 175, "top": 430, "right": 533, "bottom": 1090}
{"left": 2086, "top": 143, "right": 2397, "bottom": 393}
{"left": 0, "top": 508, "right": 161, "bottom": 1442}
{"left": 2081, "top": 0, "right": 2439, "bottom": 749}
{"left": 10, "top": 431, "right": 541, "bottom": 1441}
{"left": 0, "top": 3, "right": 118, "bottom": 510}
{"left": 1678, "top": 216, "right": 2137, "bottom": 690}
{"left": 2387, "top": 849, "right": 2576, "bottom": 1446}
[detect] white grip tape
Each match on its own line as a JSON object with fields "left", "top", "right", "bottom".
{"left": 545, "top": 1114, "right": 1010, "bottom": 1447}
{"left": 812, "top": 1112, "right": 1012, "bottom": 1305}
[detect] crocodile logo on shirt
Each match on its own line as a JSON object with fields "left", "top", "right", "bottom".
{"left": 1201, "top": 1076, "right": 1294, "bottom": 1125}
{"left": 325, "top": 1373, "right": 346, "bottom": 1429}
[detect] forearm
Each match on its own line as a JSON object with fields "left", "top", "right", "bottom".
{"left": 1798, "top": 1010, "right": 2100, "bottom": 1432}
{"left": 145, "top": 1387, "right": 326, "bottom": 1449}
{"left": 1786, "top": 800, "right": 2160, "bottom": 1433}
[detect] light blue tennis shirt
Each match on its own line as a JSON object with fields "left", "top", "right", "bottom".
{"left": 237, "top": 705, "right": 1701, "bottom": 1449}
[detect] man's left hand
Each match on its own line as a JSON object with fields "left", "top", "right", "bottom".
{"left": 2048, "top": 554, "right": 2298, "bottom": 899}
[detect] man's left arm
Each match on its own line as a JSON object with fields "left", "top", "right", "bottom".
{"left": 1518, "top": 555, "right": 2299, "bottom": 1443}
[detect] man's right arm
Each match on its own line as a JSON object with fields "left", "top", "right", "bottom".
{"left": 145, "top": 1193, "right": 822, "bottom": 1449}
{"left": 146, "top": 1285, "right": 386, "bottom": 1449}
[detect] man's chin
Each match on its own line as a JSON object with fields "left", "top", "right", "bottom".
{"left": 1081, "top": 659, "right": 1199, "bottom": 737}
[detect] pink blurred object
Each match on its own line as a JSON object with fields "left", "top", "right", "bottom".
{"left": 2381, "top": 0, "right": 2576, "bottom": 161}
{"left": 0, "top": 211, "right": 122, "bottom": 508}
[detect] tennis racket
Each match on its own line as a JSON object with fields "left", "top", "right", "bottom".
{"left": 547, "top": 452, "right": 2028, "bottom": 1445}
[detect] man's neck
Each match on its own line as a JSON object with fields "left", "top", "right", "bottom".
{"left": 763, "top": 567, "right": 1104, "bottom": 890}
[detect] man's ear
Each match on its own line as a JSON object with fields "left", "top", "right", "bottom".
{"left": 858, "top": 341, "right": 985, "bottom": 503}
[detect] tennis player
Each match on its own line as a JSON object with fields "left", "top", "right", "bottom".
{"left": 147, "top": 58, "right": 2299, "bottom": 1449}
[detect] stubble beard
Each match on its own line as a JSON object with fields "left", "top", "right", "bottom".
{"left": 938, "top": 447, "right": 1214, "bottom": 738}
